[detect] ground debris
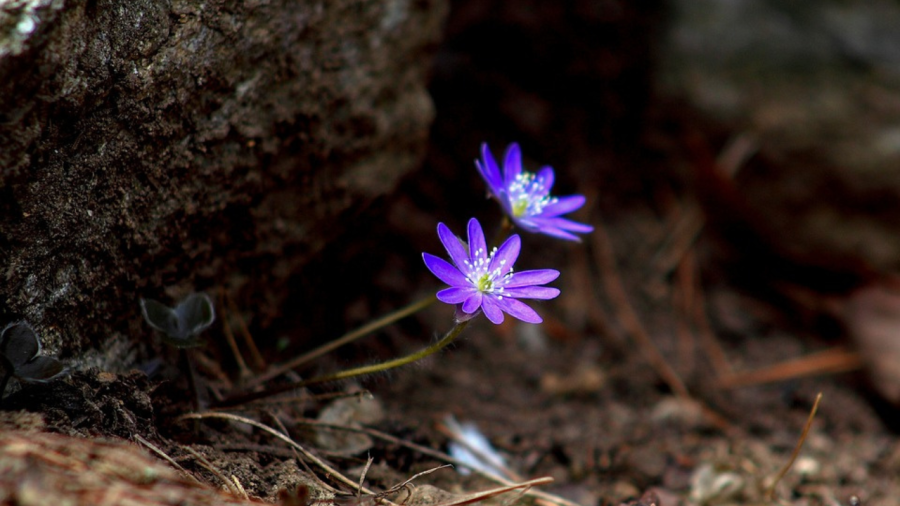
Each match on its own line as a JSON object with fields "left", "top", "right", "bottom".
{"left": 0, "top": 428, "right": 266, "bottom": 505}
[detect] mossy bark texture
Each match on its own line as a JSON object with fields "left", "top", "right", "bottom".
{"left": 0, "top": 0, "right": 446, "bottom": 353}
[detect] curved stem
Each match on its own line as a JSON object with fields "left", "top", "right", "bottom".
{"left": 245, "top": 294, "right": 438, "bottom": 388}
{"left": 304, "top": 318, "right": 470, "bottom": 385}
{"left": 216, "top": 318, "right": 470, "bottom": 407}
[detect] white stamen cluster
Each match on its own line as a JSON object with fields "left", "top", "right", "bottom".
{"left": 462, "top": 246, "right": 513, "bottom": 297}
{"left": 507, "top": 172, "right": 558, "bottom": 218}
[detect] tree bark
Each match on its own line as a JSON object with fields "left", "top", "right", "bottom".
{"left": 0, "top": 0, "right": 447, "bottom": 356}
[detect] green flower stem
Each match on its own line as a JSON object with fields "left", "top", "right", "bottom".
{"left": 245, "top": 294, "right": 438, "bottom": 388}
{"left": 215, "top": 318, "right": 471, "bottom": 408}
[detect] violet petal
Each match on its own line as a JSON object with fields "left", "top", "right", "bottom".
{"left": 536, "top": 166, "right": 555, "bottom": 191}
{"left": 423, "top": 253, "right": 469, "bottom": 286}
{"left": 504, "top": 269, "right": 560, "bottom": 288}
{"left": 549, "top": 216, "right": 594, "bottom": 233}
{"left": 527, "top": 223, "right": 583, "bottom": 242}
{"left": 437, "top": 222, "right": 470, "bottom": 269}
{"left": 467, "top": 218, "right": 487, "bottom": 260}
{"left": 489, "top": 235, "right": 521, "bottom": 277}
{"left": 462, "top": 292, "right": 484, "bottom": 314}
{"left": 503, "top": 286, "right": 560, "bottom": 300}
{"left": 438, "top": 287, "right": 475, "bottom": 304}
{"left": 540, "top": 195, "right": 586, "bottom": 217}
{"left": 477, "top": 143, "right": 504, "bottom": 192}
{"left": 503, "top": 143, "right": 522, "bottom": 188}
{"left": 495, "top": 297, "right": 543, "bottom": 324}
{"left": 481, "top": 297, "right": 505, "bottom": 324}
{"left": 511, "top": 217, "right": 542, "bottom": 232}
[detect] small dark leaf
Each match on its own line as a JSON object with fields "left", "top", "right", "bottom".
{"left": 0, "top": 321, "right": 67, "bottom": 384}
{"left": 0, "top": 322, "right": 41, "bottom": 369}
{"left": 141, "top": 293, "right": 214, "bottom": 347}
{"left": 140, "top": 298, "right": 181, "bottom": 338}
{"left": 175, "top": 292, "right": 216, "bottom": 338}
{"left": 15, "top": 355, "right": 67, "bottom": 382}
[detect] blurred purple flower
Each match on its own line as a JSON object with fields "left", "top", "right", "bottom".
{"left": 423, "top": 218, "right": 560, "bottom": 324}
{"left": 476, "top": 142, "right": 594, "bottom": 241}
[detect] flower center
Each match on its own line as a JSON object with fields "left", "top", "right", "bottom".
{"left": 476, "top": 273, "right": 494, "bottom": 292}
{"left": 507, "top": 172, "right": 556, "bottom": 218}
{"left": 511, "top": 198, "right": 530, "bottom": 218}
{"left": 464, "top": 246, "right": 512, "bottom": 295}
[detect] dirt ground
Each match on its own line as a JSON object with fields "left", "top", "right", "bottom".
{"left": 4, "top": 131, "right": 897, "bottom": 505}
{"left": 4, "top": 172, "right": 896, "bottom": 506}
{"left": 2, "top": 2, "right": 900, "bottom": 506}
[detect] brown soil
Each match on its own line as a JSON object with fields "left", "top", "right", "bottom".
{"left": 2, "top": 155, "right": 893, "bottom": 505}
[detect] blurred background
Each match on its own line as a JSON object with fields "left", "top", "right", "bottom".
{"left": 284, "top": 0, "right": 900, "bottom": 398}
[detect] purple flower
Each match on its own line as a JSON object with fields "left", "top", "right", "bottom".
{"left": 422, "top": 218, "right": 560, "bottom": 324}
{"left": 476, "top": 142, "right": 594, "bottom": 241}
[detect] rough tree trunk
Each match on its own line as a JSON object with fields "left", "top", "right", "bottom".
{"left": 0, "top": 0, "right": 447, "bottom": 359}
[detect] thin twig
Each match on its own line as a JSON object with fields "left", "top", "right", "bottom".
{"left": 231, "top": 475, "right": 249, "bottom": 500}
{"left": 719, "top": 348, "right": 862, "bottom": 389}
{"left": 227, "top": 290, "right": 267, "bottom": 371}
{"left": 291, "top": 418, "right": 578, "bottom": 506}
{"left": 566, "top": 235, "right": 612, "bottom": 335}
{"left": 766, "top": 392, "right": 823, "bottom": 501}
{"left": 429, "top": 477, "right": 554, "bottom": 506}
{"left": 267, "top": 410, "right": 341, "bottom": 494}
{"left": 246, "top": 294, "right": 437, "bottom": 388}
{"left": 358, "top": 456, "right": 374, "bottom": 499}
{"left": 213, "top": 443, "right": 298, "bottom": 458}
{"left": 218, "top": 389, "right": 372, "bottom": 410}
{"left": 687, "top": 249, "right": 734, "bottom": 379}
{"left": 382, "top": 465, "right": 454, "bottom": 497}
{"left": 499, "top": 484, "right": 531, "bottom": 506}
{"left": 181, "top": 412, "right": 397, "bottom": 505}
{"left": 219, "top": 288, "right": 252, "bottom": 381}
{"left": 182, "top": 445, "right": 247, "bottom": 498}
{"left": 674, "top": 250, "right": 697, "bottom": 374}
{"left": 592, "top": 219, "right": 736, "bottom": 433}
{"left": 655, "top": 133, "right": 758, "bottom": 275}
{"left": 591, "top": 219, "right": 691, "bottom": 399}
{"left": 435, "top": 419, "right": 522, "bottom": 482}
{"left": 216, "top": 319, "right": 469, "bottom": 408}
{"left": 574, "top": 188, "right": 626, "bottom": 353}
{"left": 134, "top": 434, "right": 202, "bottom": 484}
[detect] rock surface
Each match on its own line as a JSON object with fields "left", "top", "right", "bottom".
{"left": 0, "top": 0, "right": 446, "bottom": 356}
